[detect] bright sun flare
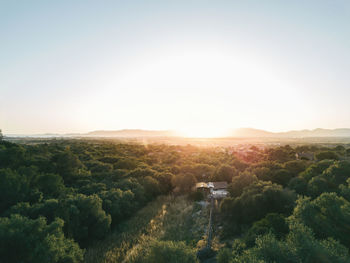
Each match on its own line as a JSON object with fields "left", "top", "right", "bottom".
{"left": 81, "top": 45, "right": 297, "bottom": 136}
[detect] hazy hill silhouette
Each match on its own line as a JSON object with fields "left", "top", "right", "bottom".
{"left": 86, "top": 129, "right": 178, "bottom": 137}
{"left": 229, "top": 128, "right": 350, "bottom": 138}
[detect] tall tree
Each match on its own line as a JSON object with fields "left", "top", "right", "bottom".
{"left": 0, "top": 214, "right": 83, "bottom": 263}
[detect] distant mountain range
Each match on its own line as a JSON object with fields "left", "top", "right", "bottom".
{"left": 86, "top": 129, "right": 178, "bottom": 137}
{"left": 6, "top": 128, "right": 350, "bottom": 138}
{"left": 83, "top": 128, "right": 350, "bottom": 138}
{"left": 229, "top": 128, "right": 350, "bottom": 138}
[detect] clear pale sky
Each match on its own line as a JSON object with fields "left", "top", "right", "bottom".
{"left": 1, "top": 0, "right": 350, "bottom": 136}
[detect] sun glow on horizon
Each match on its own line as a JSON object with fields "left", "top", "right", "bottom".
{"left": 82, "top": 46, "right": 302, "bottom": 137}
{"left": 1, "top": 1, "right": 350, "bottom": 135}
{"left": 177, "top": 126, "right": 231, "bottom": 138}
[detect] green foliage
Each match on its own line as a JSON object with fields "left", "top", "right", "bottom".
{"left": 127, "top": 167, "right": 157, "bottom": 178}
{"left": 51, "top": 150, "right": 84, "bottom": 183}
{"left": 85, "top": 195, "right": 204, "bottom": 263}
{"left": 129, "top": 240, "right": 197, "bottom": 263}
{"left": 302, "top": 161, "right": 350, "bottom": 198}
{"left": 0, "top": 142, "right": 26, "bottom": 169}
{"left": 217, "top": 248, "right": 233, "bottom": 263}
{"left": 270, "top": 169, "right": 293, "bottom": 187}
{"left": 172, "top": 173, "right": 197, "bottom": 193}
{"left": 316, "top": 151, "right": 339, "bottom": 161}
{"left": 0, "top": 214, "right": 83, "bottom": 263}
{"left": 212, "top": 164, "right": 238, "bottom": 183}
{"left": 243, "top": 213, "right": 288, "bottom": 247}
{"left": 191, "top": 163, "right": 215, "bottom": 181}
{"left": 80, "top": 182, "right": 107, "bottom": 195}
{"left": 221, "top": 181, "right": 295, "bottom": 227}
{"left": 85, "top": 160, "right": 112, "bottom": 174}
{"left": 283, "top": 160, "right": 308, "bottom": 176}
{"left": 229, "top": 171, "right": 258, "bottom": 198}
{"left": 35, "top": 173, "right": 65, "bottom": 198}
{"left": 335, "top": 145, "right": 346, "bottom": 152}
{"left": 237, "top": 233, "right": 294, "bottom": 263}
{"left": 7, "top": 195, "right": 112, "bottom": 246}
{"left": 268, "top": 146, "right": 295, "bottom": 163}
{"left": 0, "top": 168, "right": 31, "bottom": 213}
{"left": 155, "top": 172, "right": 173, "bottom": 193}
{"left": 299, "top": 159, "right": 333, "bottom": 182}
{"left": 99, "top": 189, "right": 135, "bottom": 225}
{"left": 288, "top": 177, "right": 308, "bottom": 195}
{"left": 323, "top": 161, "right": 350, "bottom": 186}
{"left": 189, "top": 190, "right": 204, "bottom": 201}
{"left": 139, "top": 175, "right": 161, "bottom": 201}
{"left": 252, "top": 166, "right": 271, "bottom": 181}
{"left": 160, "top": 196, "right": 206, "bottom": 244}
{"left": 346, "top": 148, "right": 350, "bottom": 156}
{"left": 85, "top": 196, "right": 171, "bottom": 263}
{"left": 0, "top": 140, "right": 202, "bottom": 260}
{"left": 286, "top": 222, "right": 349, "bottom": 263}
{"left": 60, "top": 194, "right": 111, "bottom": 246}
{"left": 339, "top": 178, "right": 350, "bottom": 201}
{"left": 292, "top": 193, "right": 350, "bottom": 248}
{"left": 197, "top": 247, "right": 216, "bottom": 261}
{"left": 5, "top": 199, "right": 61, "bottom": 223}
{"left": 116, "top": 177, "right": 147, "bottom": 204}
{"left": 114, "top": 157, "right": 138, "bottom": 170}
{"left": 2, "top": 139, "right": 350, "bottom": 262}
{"left": 233, "top": 222, "right": 350, "bottom": 263}
{"left": 307, "top": 175, "right": 333, "bottom": 198}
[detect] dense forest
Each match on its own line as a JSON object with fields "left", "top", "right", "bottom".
{"left": 1, "top": 137, "right": 350, "bottom": 262}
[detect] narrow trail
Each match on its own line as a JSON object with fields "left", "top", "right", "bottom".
{"left": 206, "top": 196, "right": 214, "bottom": 248}
{"left": 197, "top": 196, "right": 218, "bottom": 263}
{"left": 85, "top": 195, "right": 205, "bottom": 263}
{"left": 84, "top": 196, "right": 170, "bottom": 263}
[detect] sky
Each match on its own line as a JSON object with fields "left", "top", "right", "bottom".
{"left": 1, "top": 0, "right": 350, "bottom": 137}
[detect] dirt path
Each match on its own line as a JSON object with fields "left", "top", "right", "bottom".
{"left": 84, "top": 195, "right": 207, "bottom": 263}
{"left": 84, "top": 196, "right": 171, "bottom": 263}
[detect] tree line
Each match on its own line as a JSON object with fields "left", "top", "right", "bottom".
{"left": 1, "top": 139, "right": 350, "bottom": 262}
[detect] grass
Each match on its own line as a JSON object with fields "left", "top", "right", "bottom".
{"left": 84, "top": 195, "right": 169, "bottom": 263}
{"left": 84, "top": 195, "right": 210, "bottom": 263}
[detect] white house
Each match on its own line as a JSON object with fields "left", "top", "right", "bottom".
{"left": 197, "top": 181, "right": 229, "bottom": 199}
{"left": 209, "top": 181, "right": 229, "bottom": 198}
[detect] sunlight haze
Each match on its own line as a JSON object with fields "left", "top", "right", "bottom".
{"left": 1, "top": 0, "right": 350, "bottom": 135}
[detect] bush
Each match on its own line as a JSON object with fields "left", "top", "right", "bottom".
{"left": 234, "top": 223, "right": 350, "bottom": 263}
{"left": 291, "top": 193, "right": 350, "bottom": 248}
{"left": 217, "top": 248, "right": 232, "bottom": 263}
{"left": 129, "top": 240, "right": 197, "bottom": 263}
{"left": 221, "top": 181, "right": 296, "bottom": 226}
{"left": 189, "top": 190, "right": 204, "bottom": 201}
{"left": 0, "top": 214, "right": 83, "bottom": 263}
{"left": 299, "top": 160, "right": 333, "bottom": 182}
{"left": 60, "top": 194, "right": 111, "bottom": 246}
{"left": 316, "top": 151, "right": 339, "bottom": 161}
{"left": 243, "top": 213, "right": 288, "bottom": 247}
{"left": 288, "top": 177, "right": 308, "bottom": 195}
{"left": 197, "top": 247, "right": 216, "bottom": 261}
{"left": 212, "top": 165, "right": 238, "bottom": 183}
{"left": 229, "top": 172, "right": 257, "bottom": 198}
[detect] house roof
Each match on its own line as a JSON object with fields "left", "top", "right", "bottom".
{"left": 196, "top": 182, "right": 208, "bottom": 188}
{"left": 196, "top": 181, "right": 228, "bottom": 190}
{"left": 212, "top": 181, "right": 228, "bottom": 190}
